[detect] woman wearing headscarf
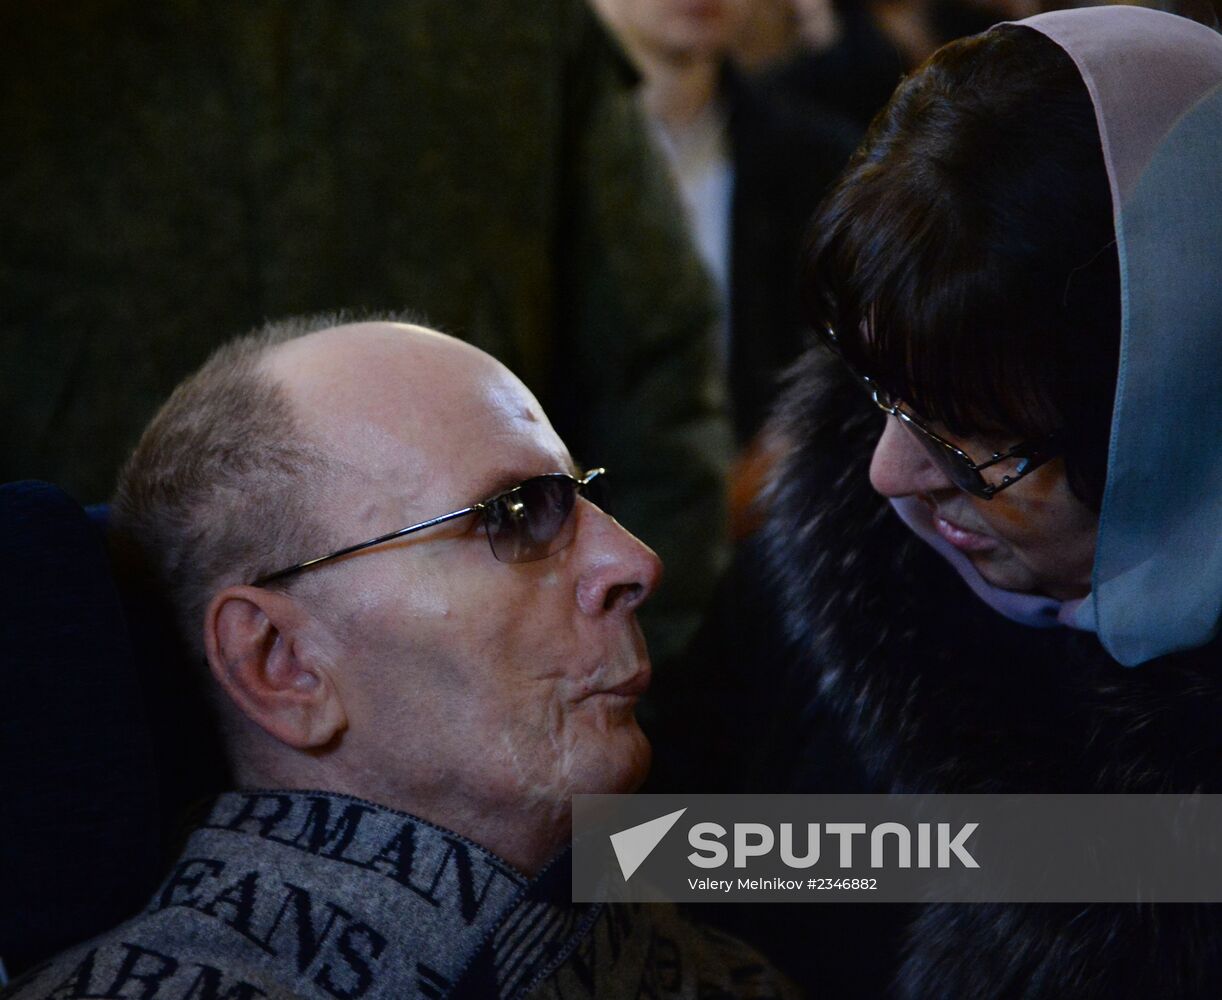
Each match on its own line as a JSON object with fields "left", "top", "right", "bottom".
{"left": 660, "top": 5, "right": 1222, "bottom": 996}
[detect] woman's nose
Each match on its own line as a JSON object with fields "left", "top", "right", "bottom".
{"left": 868, "top": 417, "right": 954, "bottom": 498}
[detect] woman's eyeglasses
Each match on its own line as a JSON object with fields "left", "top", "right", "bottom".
{"left": 252, "top": 468, "right": 608, "bottom": 586}
{"left": 819, "top": 325, "right": 1059, "bottom": 499}
{"left": 860, "top": 375, "right": 1059, "bottom": 498}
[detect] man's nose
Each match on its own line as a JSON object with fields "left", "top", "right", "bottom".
{"left": 574, "top": 502, "right": 664, "bottom": 616}
{"left": 868, "top": 417, "right": 953, "bottom": 498}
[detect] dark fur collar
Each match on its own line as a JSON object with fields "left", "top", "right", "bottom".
{"left": 759, "top": 349, "right": 1222, "bottom": 999}
{"left": 763, "top": 349, "right": 1222, "bottom": 797}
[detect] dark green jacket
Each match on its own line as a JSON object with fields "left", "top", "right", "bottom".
{"left": 0, "top": 1, "right": 729, "bottom": 661}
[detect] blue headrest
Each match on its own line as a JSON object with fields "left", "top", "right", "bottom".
{"left": 0, "top": 481, "right": 228, "bottom": 976}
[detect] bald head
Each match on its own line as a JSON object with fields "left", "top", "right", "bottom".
{"left": 268, "top": 323, "right": 550, "bottom": 487}
{"left": 270, "top": 321, "right": 499, "bottom": 397}
{"left": 113, "top": 317, "right": 544, "bottom": 659}
{"left": 269, "top": 322, "right": 508, "bottom": 426}
{"left": 114, "top": 317, "right": 572, "bottom": 654}
{"left": 258, "top": 323, "right": 566, "bottom": 543}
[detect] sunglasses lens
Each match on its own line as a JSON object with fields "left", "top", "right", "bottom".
{"left": 484, "top": 476, "right": 579, "bottom": 563}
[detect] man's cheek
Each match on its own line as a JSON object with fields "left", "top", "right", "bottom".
{"left": 493, "top": 713, "right": 578, "bottom": 803}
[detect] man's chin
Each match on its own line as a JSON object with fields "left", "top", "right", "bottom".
{"left": 577, "top": 728, "right": 651, "bottom": 796}
{"left": 620, "top": 737, "right": 652, "bottom": 794}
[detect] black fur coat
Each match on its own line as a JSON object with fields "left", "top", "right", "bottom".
{"left": 656, "top": 350, "right": 1222, "bottom": 999}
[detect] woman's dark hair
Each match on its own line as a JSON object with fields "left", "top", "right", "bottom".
{"left": 805, "top": 25, "right": 1120, "bottom": 509}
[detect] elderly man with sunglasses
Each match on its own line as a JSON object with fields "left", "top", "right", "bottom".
{"left": 5, "top": 318, "right": 792, "bottom": 1000}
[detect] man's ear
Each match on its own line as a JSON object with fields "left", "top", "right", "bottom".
{"left": 204, "top": 585, "right": 347, "bottom": 750}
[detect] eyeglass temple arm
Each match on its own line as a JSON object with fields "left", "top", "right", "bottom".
{"left": 253, "top": 504, "right": 481, "bottom": 586}
{"left": 971, "top": 437, "right": 1060, "bottom": 473}
{"left": 254, "top": 469, "right": 605, "bottom": 586}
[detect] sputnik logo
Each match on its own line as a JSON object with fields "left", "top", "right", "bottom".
{"left": 609, "top": 808, "right": 688, "bottom": 881}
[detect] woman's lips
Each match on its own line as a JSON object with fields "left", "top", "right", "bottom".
{"left": 932, "top": 513, "right": 998, "bottom": 553}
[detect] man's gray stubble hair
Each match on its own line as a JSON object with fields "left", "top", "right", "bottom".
{"left": 111, "top": 313, "right": 350, "bottom": 661}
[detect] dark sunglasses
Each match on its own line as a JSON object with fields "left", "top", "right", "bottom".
{"left": 819, "top": 325, "right": 1060, "bottom": 499}
{"left": 252, "top": 468, "right": 608, "bottom": 586}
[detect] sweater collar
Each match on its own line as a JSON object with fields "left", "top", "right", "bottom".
{"left": 153, "top": 789, "right": 599, "bottom": 999}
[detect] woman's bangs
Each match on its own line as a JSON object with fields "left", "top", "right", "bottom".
{"left": 810, "top": 181, "right": 1062, "bottom": 442}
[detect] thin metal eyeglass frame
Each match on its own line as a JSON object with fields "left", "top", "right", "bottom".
{"left": 818, "top": 324, "right": 1059, "bottom": 499}
{"left": 252, "top": 468, "right": 606, "bottom": 586}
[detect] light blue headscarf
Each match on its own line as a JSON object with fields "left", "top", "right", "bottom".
{"left": 900, "top": 7, "right": 1222, "bottom": 666}
{"left": 1023, "top": 6, "right": 1222, "bottom": 666}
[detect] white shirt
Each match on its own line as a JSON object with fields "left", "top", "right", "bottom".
{"left": 647, "top": 99, "right": 735, "bottom": 367}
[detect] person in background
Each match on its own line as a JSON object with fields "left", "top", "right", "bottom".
{"left": 766, "top": 0, "right": 1043, "bottom": 129}
{"left": 591, "top": 0, "right": 858, "bottom": 446}
{"left": 729, "top": 0, "right": 805, "bottom": 69}
{"left": 666, "top": 5, "right": 1222, "bottom": 996}
{"left": 0, "top": 0, "right": 729, "bottom": 668}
